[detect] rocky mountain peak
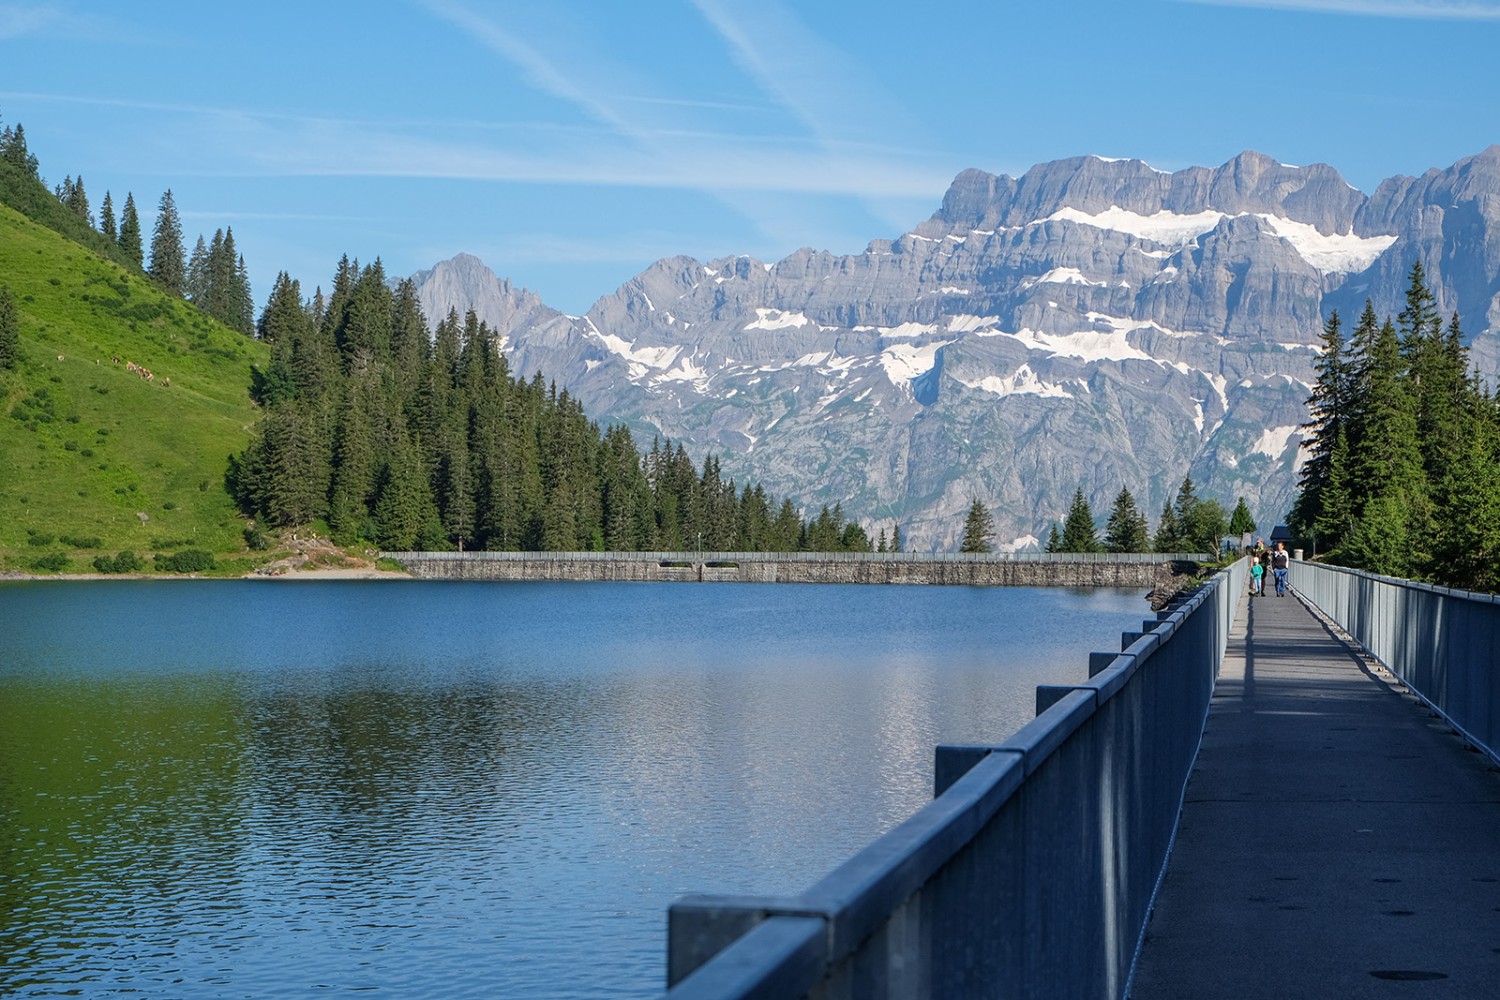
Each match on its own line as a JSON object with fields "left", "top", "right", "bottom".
{"left": 412, "top": 148, "right": 1500, "bottom": 549}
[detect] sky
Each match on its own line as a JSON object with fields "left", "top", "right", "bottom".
{"left": 3, "top": 0, "right": 1500, "bottom": 316}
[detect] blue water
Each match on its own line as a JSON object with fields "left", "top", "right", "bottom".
{"left": 0, "top": 580, "right": 1146, "bottom": 998}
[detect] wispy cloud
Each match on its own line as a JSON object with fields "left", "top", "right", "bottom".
{"left": 1174, "top": 0, "right": 1500, "bottom": 18}
{"left": 0, "top": 3, "right": 57, "bottom": 39}
{"left": 687, "top": 0, "right": 924, "bottom": 147}
{"left": 412, "top": 0, "right": 952, "bottom": 247}
{"left": 0, "top": 3, "right": 170, "bottom": 43}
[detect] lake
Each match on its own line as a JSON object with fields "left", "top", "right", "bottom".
{"left": 0, "top": 580, "right": 1146, "bottom": 998}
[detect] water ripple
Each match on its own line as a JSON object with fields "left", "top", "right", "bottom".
{"left": 1, "top": 581, "right": 1142, "bottom": 998}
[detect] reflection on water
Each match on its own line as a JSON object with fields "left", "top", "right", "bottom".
{"left": 0, "top": 580, "right": 1144, "bottom": 998}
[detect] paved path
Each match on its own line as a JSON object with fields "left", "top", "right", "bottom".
{"left": 1131, "top": 589, "right": 1500, "bottom": 998}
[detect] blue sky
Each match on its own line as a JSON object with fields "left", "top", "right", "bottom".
{"left": 4, "top": 0, "right": 1499, "bottom": 315}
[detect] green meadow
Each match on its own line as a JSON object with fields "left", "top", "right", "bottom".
{"left": 0, "top": 202, "right": 269, "bottom": 573}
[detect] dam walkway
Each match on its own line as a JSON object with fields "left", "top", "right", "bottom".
{"left": 1131, "top": 589, "right": 1500, "bottom": 997}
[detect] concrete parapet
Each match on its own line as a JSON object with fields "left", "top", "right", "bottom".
{"left": 384, "top": 551, "right": 1208, "bottom": 588}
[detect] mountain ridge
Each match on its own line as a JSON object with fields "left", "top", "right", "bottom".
{"left": 412, "top": 148, "right": 1500, "bottom": 549}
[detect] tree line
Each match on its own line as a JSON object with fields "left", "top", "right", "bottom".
{"left": 1289, "top": 263, "right": 1500, "bottom": 591}
{"left": 2, "top": 113, "right": 252, "bottom": 334}
{"left": 229, "top": 258, "right": 883, "bottom": 553}
{"left": 960, "top": 480, "right": 1250, "bottom": 556}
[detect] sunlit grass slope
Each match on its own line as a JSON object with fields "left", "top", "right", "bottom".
{"left": 0, "top": 202, "right": 268, "bottom": 571}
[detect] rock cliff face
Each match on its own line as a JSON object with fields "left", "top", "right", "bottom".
{"left": 412, "top": 149, "right": 1500, "bottom": 550}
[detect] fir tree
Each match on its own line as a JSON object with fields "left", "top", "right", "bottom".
{"left": 890, "top": 523, "right": 904, "bottom": 554}
{"left": 1312, "top": 428, "right": 1354, "bottom": 555}
{"left": 1044, "top": 522, "right": 1061, "bottom": 553}
{"left": 1061, "top": 487, "right": 1100, "bottom": 552}
{"left": 185, "top": 235, "right": 209, "bottom": 303}
{"left": 149, "top": 189, "right": 186, "bottom": 296}
{"left": 0, "top": 120, "right": 39, "bottom": 175}
{"left": 960, "top": 498, "right": 994, "bottom": 553}
{"left": 1153, "top": 498, "right": 1181, "bottom": 553}
{"left": 1289, "top": 310, "right": 1349, "bottom": 538}
{"left": 1104, "top": 487, "right": 1150, "bottom": 553}
{"left": 117, "top": 193, "right": 143, "bottom": 267}
{"left": 372, "top": 430, "right": 445, "bottom": 551}
{"left": 99, "top": 191, "right": 117, "bottom": 243}
{"left": 1349, "top": 318, "right": 1428, "bottom": 574}
{"left": 1228, "top": 497, "right": 1256, "bottom": 538}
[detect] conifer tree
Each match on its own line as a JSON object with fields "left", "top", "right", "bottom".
{"left": 372, "top": 430, "right": 444, "bottom": 551}
{"left": 890, "top": 523, "right": 904, "bottom": 554}
{"left": 256, "top": 402, "right": 331, "bottom": 527}
{"left": 1153, "top": 499, "right": 1181, "bottom": 553}
{"left": 1343, "top": 319, "right": 1427, "bottom": 575}
{"left": 1104, "top": 487, "right": 1150, "bottom": 553}
{"left": 1061, "top": 487, "right": 1100, "bottom": 552}
{"left": 1312, "top": 428, "right": 1354, "bottom": 554}
{"left": 960, "top": 498, "right": 994, "bottom": 553}
{"left": 149, "top": 189, "right": 186, "bottom": 296}
{"left": 185, "top": 235, "right": 209, "bottom": 303}
{"left": 99, "top": 191, "right": 117, "bottom": 243}
{"left": 1289, "top": 310, "right": 1349, "bottom": 538}
{"left": 0, "top": 119, "right": 39, "bottom": 175}
{"left": 1045, "top": 522, "right": 1062, "bottom": 553}
{"left": 1228, "top": 497, "right": 1256, "bottom": 538}
{"left": 56, "top": 175, "right": 90, "bottom": 224}
{"left": 117, "top": 193, "right": 143, "bottom": 267}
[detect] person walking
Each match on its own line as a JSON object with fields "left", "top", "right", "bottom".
{"left": 1250, "top": 554, "right": 1265, "bottom": 597}
{"left": 1271, "top": 541, "right": 1290, "bottom": 597}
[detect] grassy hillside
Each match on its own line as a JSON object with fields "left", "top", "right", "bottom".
{"left": 0, "top": 201, "right": 269, "bottom": 573}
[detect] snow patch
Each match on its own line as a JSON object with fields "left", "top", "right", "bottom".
{"left": 959, "top": 364, "right": 1073, "bottom": 399}
{"left": 1252, "top": 424, "right": 1300, "bottom": 460}
{"left": 1255, "top": 215, "right": 1396, "bottom": 274}
{"left": 948, "top": 314, "right": 1001, "bottom": 334}
{"left": 999, "top": 534, "right": 1041, "bottom": 553}
{"left": 745, "top": 308, "right": 810, "bottom": 331}
{"left": 1047, "top": 206, "right": 1223, "bottom": 246}
{"left": 879, "top": 341, "right": 950, "bottom": 384}
{"left": 938, "top": 286, "right": 972, "bottom": 295}
{"left": 1021, "top": 266, "right": 1106, "bottom": 289}
{"left": 1006, "top": 327, "right": 1154, "bottom": 364}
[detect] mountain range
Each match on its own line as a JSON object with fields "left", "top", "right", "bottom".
{"left": 411, "top": 148, "right": 1500, "bottom": 550}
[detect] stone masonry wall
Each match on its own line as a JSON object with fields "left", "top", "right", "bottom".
{"left": 387, "top": 553, "right": 1203, "bottom": 589}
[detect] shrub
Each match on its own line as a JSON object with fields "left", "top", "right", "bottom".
{"left": 31, "top": 552, "right": 69, "bottom": 572}
{"left": 60, "top": 534, "right": 103, "bottom": 549}
{"left": 244, "top": 524, "right": 271, "bottom": 551}
{"left": 26, "top": 531, "right": 55, "bottom": 546}
{"left": 157, "top": 549, "right": 213, "bottom": 573}
{"left": 94, "top": 550, "right": 142, "bottom": 573}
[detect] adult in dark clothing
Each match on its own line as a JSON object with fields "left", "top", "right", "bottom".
{"left": 1271, "top": 541, "right": 1290, "bottom": 596}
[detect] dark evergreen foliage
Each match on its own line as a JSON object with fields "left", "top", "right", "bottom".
{"left": 233, "top": 260, "right": 841, "bottom": 552}
{"left": 1060, "top": 487, "right": 1101, "bottom": 552}
{"left": 188, "top": 227, "right": 253, "bottom": 334}
{"left": 149, "top": 189, "right": 186, "bottom": 296}
{"left": 1288, "top": 263, "right": 1500, "bottom": 590}
{"left": 0, "top": 284, "right": 20, "bottom": 369}
{"left": 960, "top": 498, "right": 994, "bottom": 553}
{"left": 1104, "top": 487, "right": 1150, "bottom": 553}
{"left": 99, "top": 191, "right": 116, "bottom": 243}
{"left": 0, "top": 116, "right": 40, "bottom": 176}
{"left": 117, "top": 192, "right": 143, "bottom": 267}
{"left": 1228, "top": 497, "right": 1256, "bottom": 538}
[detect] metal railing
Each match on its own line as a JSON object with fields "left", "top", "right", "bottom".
{"left": 387, "top": 550, "right": 1211, "bottom": 564}
{"left": 664, "top": 559, "right": 1247, "bottom": 999}
{"left": 1292, "top": 560, "right": 1500, "bottom": 764}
